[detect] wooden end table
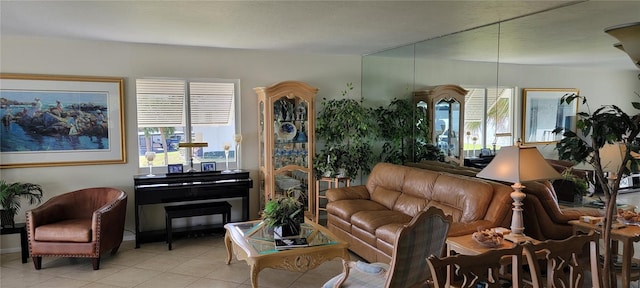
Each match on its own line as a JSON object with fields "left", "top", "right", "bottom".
{"left": 446, "top": 233, "right": 537, "bottom": 287}
{"left": 570, "top": 220, "right": 640, "bottom": 288}
{"left": 224, "top": 218, "right": 349, "bottom": 288}
{"left": 314, "top": 177, "right": 350, "bottom": 223}
{"left": 0, "top": 223, "right": 28, "bottom": 263}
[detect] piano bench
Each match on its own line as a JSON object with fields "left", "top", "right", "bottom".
{"left": 164, "top": 201, "right": 232, "bottom": 250}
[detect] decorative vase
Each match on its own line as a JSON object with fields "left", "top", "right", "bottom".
{"left": 337, "top": 168, "right": 347, "bottom": 178}
{"left": 223, "top": 143, "right": 232, "bottom": 173}
{"left": 0, "top": 209, "right": 15, "bottom": 228}
{"left": 274, "top": 222, "right": 301, "bottom": 239}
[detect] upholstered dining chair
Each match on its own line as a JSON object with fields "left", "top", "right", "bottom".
{"left": 26, "top": 187, "right": 127, "bottom": 270}
{"left": 522, "top": 232, "right": 601, "bottom": 288}
{"left": 322, "top": 206, "right": 452, "bottom": 288}
{"left": 427, "top": 244, "right": 525, "bottom": 288}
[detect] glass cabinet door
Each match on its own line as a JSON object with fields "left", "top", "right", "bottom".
{"left": 272, "top": 96, "right": 311, "bottom": 209}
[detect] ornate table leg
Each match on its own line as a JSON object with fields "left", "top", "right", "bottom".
{"left": 250, "top": 264, "right": 260, "bottom": 288}
{"left": 224, "top": 231, "right": 232, "bottom": 265}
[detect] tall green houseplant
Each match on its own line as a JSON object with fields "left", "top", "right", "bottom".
{"left": 554, "top": 93, "right": 640, "bottom": 288}
{"left": 374, "top": 98, "right": 413, "bottom": 164}
{"left": 315, "top": 83, "right": 376, "bottom": 179}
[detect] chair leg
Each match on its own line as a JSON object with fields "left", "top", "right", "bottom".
{"left": 32, "top": 256, "right": 42, "bottom": 270}
{"left": 92, "top": 257, "right": 100, "bottom": 270}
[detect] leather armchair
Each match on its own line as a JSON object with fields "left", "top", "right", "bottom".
{"left": 26, "top": 187, "right": 127, "bottom": 270}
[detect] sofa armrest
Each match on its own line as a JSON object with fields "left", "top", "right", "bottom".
{"left": 326, "top": 186, "right": 370, "bottom": 202}
{"left": 448, "top": 220, "right": 496, "bottom": 237}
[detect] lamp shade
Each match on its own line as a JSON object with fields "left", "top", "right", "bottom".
{"left": 476, "top": 145, "right": 560, "bottom": 183}
{"left": 605, "top": 22, "right": 640, "bottom": 69}
{"left": 599, "top": 143, "right": 626, "bottom": 173}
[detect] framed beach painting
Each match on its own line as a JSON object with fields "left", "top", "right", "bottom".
{"left": 522, "top": 88, "right": 579, "bottom": 145}
{"left": 0, "top": 74, "right": 125, "bottom": 168}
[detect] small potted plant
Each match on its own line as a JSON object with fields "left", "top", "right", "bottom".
{"left": 261, "top": 190, "right": 304, "bottom": 238}
{"left": 0, "top": 180, "right": 43, "bottom": 228}
{"left": 313, "top": 150, "right": 336, "bottom": 178}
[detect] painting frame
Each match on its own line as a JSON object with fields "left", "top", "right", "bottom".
{"left": 522, "top": 88, "right": 579, "bottom": 145}
{"left": 0, "top": 73, "right": 126, "bottom": 168}
{"left": 167, "top": 164, "right": 183, "bottom": 174}
{"left": 201, "top": 162, "right": 216, "bottom": 172}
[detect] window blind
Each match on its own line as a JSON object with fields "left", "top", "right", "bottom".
{"left": 136, "top": 79, "right": 185, "bottom": 127}
{"left": 189, "top": 82, "right": 234, "bottom": 125}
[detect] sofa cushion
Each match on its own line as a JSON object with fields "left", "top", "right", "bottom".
{"left": 326, "top": 199, "right": 388, "bottom": 222}
{"left": 371, "top": 186, "right": 402, "bottom": 210}
{"left": 34, "top": 218, "right": 92, "bottom": 242}
{"left": 351, "top": 210, "right": 412, "bottom": 234}
{"left": 431, "top": 174, "right": 493, "bottom": 223}
{"left": 375, "top": 223, "right": 405, "bottom": 247}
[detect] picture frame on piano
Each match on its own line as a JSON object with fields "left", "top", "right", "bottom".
{"left": 201, "top": 162, "right": 216, "bottom": 172}
{"left": 167, "top": 164, "right": 183, "bottom": 174}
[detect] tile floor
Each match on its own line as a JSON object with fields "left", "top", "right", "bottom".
{"left": 1, "top": 191, "right": 639, "bottom": 288}
{"left": 0, "top": 232, "right": 348, "bottom": 288}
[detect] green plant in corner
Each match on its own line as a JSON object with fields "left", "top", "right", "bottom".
{"left": 0, "top": 180, "right": 43, "bottom": 227}
{"left": 553, "top": 93, "right": 640, "bottom": 288}
{"left": 315, "top": 83, "right": 376, "bottom": 178}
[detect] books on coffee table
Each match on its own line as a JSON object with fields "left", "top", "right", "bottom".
{"left": 274, "top": 237, "right": 309, "bottom": 250}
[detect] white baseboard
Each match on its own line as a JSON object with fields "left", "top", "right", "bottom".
{"left": 0, "top": 247, "right": 21, "bottom": 254}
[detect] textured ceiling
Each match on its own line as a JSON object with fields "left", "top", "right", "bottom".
{"left": 1, "top": 0, "right": 639, "bottom": 70}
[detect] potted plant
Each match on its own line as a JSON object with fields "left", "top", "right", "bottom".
{"left": 0, "top": 180, "right": 43, "bottom": 228}
{"left": 315, "top": 83, "right": 376, "bottom": 179}
{"left": 553, "top": 167, "right": 589, "bottom": 204}
{"left": 261, "top": 190, "right": 304, "bottom": 238}
{"left": 554, "top": 93, "right": 640, "bottom": 288}
{"left": 314, "top": 150, "right": 336, "bottom": 178}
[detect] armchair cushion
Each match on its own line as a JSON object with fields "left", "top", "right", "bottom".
{"left": 323, "top": 261, "right": 389, "bottom": 288}
{"left": 34, "top": 218, "right": 92, "bottom": 242}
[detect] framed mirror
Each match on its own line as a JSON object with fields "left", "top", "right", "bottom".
{"left": 522, "top": 88, "right": 579, "bottom": 145}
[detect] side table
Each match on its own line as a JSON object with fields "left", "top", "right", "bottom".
{"left": 570, "top": 220, "right": 640, "bottom": 288}
{"left": 314, "top": 177, "right": 350, "bottom": 223}
{"left": 0, "top": 223, "right": 28, "bottom": 263}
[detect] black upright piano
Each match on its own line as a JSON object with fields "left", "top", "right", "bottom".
{"left": 133, "top": 170, "right": 252, "bottom": 248}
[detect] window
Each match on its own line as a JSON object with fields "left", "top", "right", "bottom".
{"left": 463, "top": 87, "right": 515, "bottom": 156}
{"left": 135, "top": 78, "right": 240, "bottom": 170}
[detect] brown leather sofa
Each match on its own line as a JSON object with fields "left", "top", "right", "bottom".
{"left": 325, "top": 162, "right": 513, "bottom": 263}
{"left": 26, "top": 187, "right": 128, "bottom": 270}
{"left": 407, "top": 160, "right": 601, "bottom": 240}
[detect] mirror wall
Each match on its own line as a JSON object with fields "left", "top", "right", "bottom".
{"left": 363, "top": 1, "right": 640, "bottom": 162}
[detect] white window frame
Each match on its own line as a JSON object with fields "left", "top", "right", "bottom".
{"left": 135, "top": 77, "right": 241, "bottom": 168}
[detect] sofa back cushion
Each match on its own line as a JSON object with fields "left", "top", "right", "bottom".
{"left": 365, "top": 163, "right": 495, "bottom": 222}
{"left": 429, "top": 173, "right": 493, "bottom": 222}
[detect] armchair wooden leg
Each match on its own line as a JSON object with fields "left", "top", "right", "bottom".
{"left": 92, "top": 257, "right": 100, "bottom": 270}
{"left": 32, "top": 256, "right": 42, "bottom": 270}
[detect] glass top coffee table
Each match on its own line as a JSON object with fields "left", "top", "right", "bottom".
{"left": 224, "top": 218, "right": 349, "bottom": 288}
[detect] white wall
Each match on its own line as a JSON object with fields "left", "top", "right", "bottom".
{"left": 0, "top": 35, "right": 362, "bottom": 251}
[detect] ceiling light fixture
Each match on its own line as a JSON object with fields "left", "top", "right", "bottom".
{"left": 605, "top": 22, "right": 640, "bottom": 69}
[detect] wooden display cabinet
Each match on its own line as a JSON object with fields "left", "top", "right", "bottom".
{"left": 255, "top": 81, "right": 318, "bottom": 214}
{"left": 413, "top": 85, "right": 467, "bottom": 165}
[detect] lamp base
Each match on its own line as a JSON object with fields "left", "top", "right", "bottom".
{"left": 504, "top": 233, "right": 534, "bottom": 244}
